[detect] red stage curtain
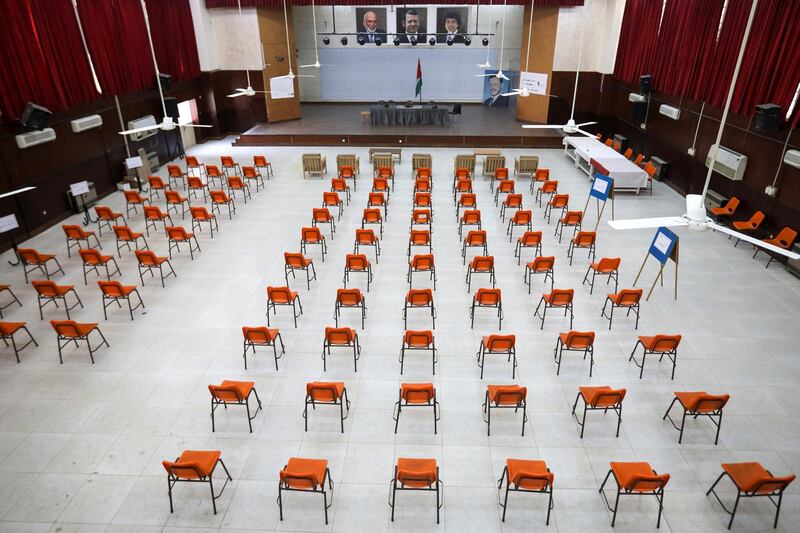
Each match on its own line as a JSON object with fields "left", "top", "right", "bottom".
{"left": 612, "top": 0, "right": 662, "bottom": 84}
{"left": 205, "top": 0, "right": 584, "bottom": 7}
{"left": 146, "top": 0, "right": 202, "bottom": 82}
{"left": 0, "top": 0, "right": 99, "bottom": 121}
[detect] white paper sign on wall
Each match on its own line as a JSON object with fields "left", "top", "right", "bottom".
{"left": 0, "top": 214, "right": 19, "bottom": 233}
{"left": 70, "top": 181, "right": 90, "bottom": 197}
{"left": 269, "top": 76, "right": 295, "bottom": 99}
{"left": 520, "top": 71, "right": 549, "bottom": 96}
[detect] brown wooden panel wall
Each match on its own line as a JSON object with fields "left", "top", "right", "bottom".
{"left": 258, "top": 6, "right": 301, "bottom": 123}
{"left": 516, "top": 6, "right": 559, "bottom": 124}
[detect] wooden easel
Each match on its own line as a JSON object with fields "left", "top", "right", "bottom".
{"left": 633, "top": 238, "right": 679, "bottom": 301}
{"left": 583, "top": 186, "right": 615, "bottom": 231}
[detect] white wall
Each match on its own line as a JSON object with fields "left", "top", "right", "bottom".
{"left": 553, "top": 0, "right": 626, "bottom": 73}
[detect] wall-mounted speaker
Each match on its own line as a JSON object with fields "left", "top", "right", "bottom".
{"left": 158, "top": 73, "right": 172, "bottom": 92}
{"left": 164, "top": 97, "right": 179, "bottom": 120}
{"left": 632, "top": 102, "right": 647, "bottom": 123}
{"left": 754, "top": 103, "right": 780, "bottom": 131}
{"left": 640, "top": 75, "right": 652, "bottom": 94}
{"left": 19, "top": 102, "right": 52, "bottom": 130}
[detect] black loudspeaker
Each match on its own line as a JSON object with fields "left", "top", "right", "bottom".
{"left": 640, "top": 74, "right": 652, "bottom": 94}
{"left": 755, "top": 103, "right": 781, "bottom": 131}
{"left": 164, "top": 97, "right": 179, "bottom": 120}
{"left": 633, "top": 102, "right": 647, "bottom": 123}
{"left": 19, "top": 102, "right": 52, "bottom": 130}
{"left": 158, "top": 73, "right": 172, "bottom": 91}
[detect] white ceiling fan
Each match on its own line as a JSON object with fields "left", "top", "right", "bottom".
{"left": 519, "top": 2, "right": 595, "bottom": 136}
{"left": 476, "top": 0, "right": 493, "bottom": 69}
{"left": 276, "top": 0, "right": 315, "bottom": 80}
{"left": 502, "top": 0, "right": 534, "bottom": 97}
{"left": 228, "top": 0, "right": 272, "bottom": 98}
{"left": 477, "top": 0, "right": 509, "bottom": 81}
{"left": 299, "top": 0, "right": 334, "bottom": 69}
{"left": 119, "top": 0, "right": 211, "bottom": 136}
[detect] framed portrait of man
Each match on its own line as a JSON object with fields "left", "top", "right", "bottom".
{"left": 482, "top": 72, "right": 510, "bottom": 107}
{"left": 396, "top": 7, "right": 427, "bottom": 44}
{"left": 436, "top": 7, "right": 469, "bottom": 44}
{"left": 356, "top": 8, "right": 388, "bottom": 44}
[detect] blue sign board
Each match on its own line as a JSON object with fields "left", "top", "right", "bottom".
{"left": 589, "top": 173, "right": 613, "bottom": 201}
{"left": 648, "top": 227, "right": 679, "bottom": 265}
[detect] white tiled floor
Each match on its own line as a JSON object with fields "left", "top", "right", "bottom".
{"left": 0, "top": 139, "right": 798, "bottom": 532}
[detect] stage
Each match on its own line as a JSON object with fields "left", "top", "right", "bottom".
{"left": 235, "top": 103, "right": 564, "bottom": 148}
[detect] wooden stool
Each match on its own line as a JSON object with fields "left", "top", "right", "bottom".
{"left": 360, "top": 111, "right": 370, "bottom": 124}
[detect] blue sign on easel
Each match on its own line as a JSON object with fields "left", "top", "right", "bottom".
{"left": 648, "top": 227, "right": 679, "bottom": 265}
{"left": 589, "top": 173, "right": 613, "bottom": 202}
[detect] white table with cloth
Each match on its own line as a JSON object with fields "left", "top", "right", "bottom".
{"left": 562, "top": 136, "right": 649, "bottom": 193}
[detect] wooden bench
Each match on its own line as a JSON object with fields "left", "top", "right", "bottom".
{"left": 302, "top": 154, "right": 327, "bottom": 179}
{"left": 369, "top": 148, "right": 402, "bottom": 163}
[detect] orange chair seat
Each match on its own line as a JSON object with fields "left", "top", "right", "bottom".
{"left": 488, "top": 385, "right": 526, "bottom": 404}
{"left": 282, "top": 457, "right": 328, "bottom": 489}
{"left": 579, "top": 386, "right": 622, "bottom": 407}
{"left": 608, "top": 291, "right": 641, "bottom": 305}
{"left": 559, "top": 332, "right": 593, "bottom": 348}
{"left": 53, "top": 321, "right": 98, "bottom": 337}
{"left": 34, "top": 284, "right": 73, "bottom": 296}
{"left": 543, "top": 292, "right": 571, "bottom": 305}
{"left": 722, "top": 462, "right": 794, "bottom": 494}
{"left": 674, "top": 391, "right": 728, "bottom": 412}
{"left": 307, "top": 381, "right": 345, "bottom": 401}
{"left": 397, "top": 458, "right": 437, "bottom": 487}
{"left": 0, "top": 322, "right": 26, "bottom": 335}
{"left": 270, "top": 291, "right": 299, "bottom": 303}
{"left": 244, "top": 327, "right": 280, "bottom": 343}
{"left": 101, "top": 284, "right": 137, "bottom": 297}
{"left": 637, "top": 336, "right": 677, "bottom": 351}
{"left": 168, "top": 450, "right": 221, "bottom": 479}
{"left": 611, "top": 462, "right": 668, "bottom": 492}
{"left": 212, "top": 380, "right": 255, "bottom": 401}
{"left": 507, "top": 459, "right": 552, "bottom": 490}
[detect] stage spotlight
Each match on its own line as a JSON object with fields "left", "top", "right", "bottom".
{"left": 322, "top": 37, "right": 330, "bottom": 45}
{"left": 464, "top": 36, "right": 472, "bottom": 46}
{"left": 341, "top": 36, "right": 348, "bottom": 45}
{"left": 393, "top": 36, "right": 400, "bottom": 46}
{"left": 375, "top": 37, "right": 382, "bottom": 46}
{"left": 410, "top": 36, "right": 418, "bottom": 46}
{"left": 447, "top": 37, "right": 454, "bottom": 46}
{"left": 357, "top": 35, "right": 366, "bottom": 46}
{"left": 482, "top": 37, "right": 489, "bottom": 46}
{"left": 428, "top": 37, "right": 436, "bottom": 46}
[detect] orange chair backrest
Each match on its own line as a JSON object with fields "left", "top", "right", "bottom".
{"left": 163, "top": 460, "right": 206, "bottom": 480}
{"left": 397, "top": 458, "right": 438, "bottom": 487}
{"left": 519, "top": 231, "right": 542, "bottom": 245}
{"left": 312, "top": 208, "right": 332, "bottom": 222}
{"left": 564, "top": 330, "right": 595, "bottom": 348}
{"left": 221, "top": 155, "right": 235, "bottom": 167}
{"left": 166, "top": 226, "right": 190, "bottom": 240}
{"left": 401, "top": 383, "right": 435, "bottom": 403}
{"left": 414, "top": 178, "right": 431, "bottom": 191}
{"left": 590, "top": 387, "right": 626, "bottom": 408}
{"left": 512, "top": 210, "right": 532, "bottom": 224}
{"left": 411, "top": 254, "right": 434, "bottom": 270}
{"left": 643, "top": 162, "right": 656, "bottom": 177}
{"left": 510, "top": 461, "right": 554, "bottom": 490}
{"left": 724, "top": 196, "right": 740, "bottom": 213}
{"left": 486, "top": 334, "right": 515, "bottom": 351}
{"left": 504, "top": 194, "right": 523, "bottom": 207}
{"left": 324, "top": 327, "right": 356, "bottom": 344}
{"left": 541, "top": 180, "right": 558, "bottom": 193}
{"left": 633, "top": 153, "right": 645, "bottom": 166}
{"left": 98, "top": 280, "right": 126, "bottom": 297}
{"left": 17, "top": 248, "right": 45, "bottom": 264}
{"left": 498, "top": 180, "right": 515, "bottom": 193}
{"left": 339, "top": 165, "right": 354, "bottom": 177}
{"left": 772, "top": 227, "right": 798, "bottom": 247}
{"left": 95, "top": 206, "right": 116, "bottom": 220}
{"left": 550, "top": 194, "right": 569, "bottom": 208}
{"left": 306, "top": 382, "right": 343, "bottom": 402}
{"left": 548, "top": 289, "right": 574, "bottom": 305}
{"left": 458, "top": 193, "right": 477, "bottom": 207}
{"left": 63, "top": 225, "right": 87, "bottom": 239}
{"left": 227, "top": 176, "right": 244, "bottom": 188}
{"left": 79, "top": 249, "right": 103, "bottom": 264}
{"left": 406, "top": 289, "right": 433, "bottom": 305}
{"left": 475, "top": 288, "right": 501, "bottom": 305}
{"left": 412, "top": 209, "right": 431, "bottom": 223}
{"left": 206, "top": 164, "right": 222, "bottom": 177}
{"left": 628, "top": 472, "right": 670, "bottom": 493}
{"left": 284, "top": 252, "right": 308, "bottom": 268}
{"left": 455, "top": 167, "right": 470, "bottom": 179}
{"left": 50, "top": 320, "right": 86, "bottom": 337}
{"left": 336, "top": 288, "right": 363, "bottom": 305}
{"left": 373, "top": 178, "right": 389, "bottom": 190}
{"left": 363, "top": 208, "right": 382, "bottom": 222}
{"left": 254, "top": 155, "right": 268, "bottom": 167}
{"left": 623, "top": 148, "right": 633, "bottom": 159}
{"left": 530, "top": 255, "right": 555, "bottom": 271}
{"left": 167, "top": 164, "right": 183, "bottom": 177}
{"left": 113, "top": 226, "right": 134, "bottom": 240}
{"left": 148, "top": 176, "right": 166, "bottom": 188}
{"left": 301, "top": 227, "right": 324, "bottom": 242}
{"left": 209, "top": 383, "right": 246, "bottom": 402}
{"left": 534, "top": 168, "right": 550, "bottom": 181}
{"left": 746, "top": 211, "right": 766, "bottom": 228}
{"left": 368, "top": 192, "right": 385, "bottom": 205}
{"left": 465, "top": 230, "right": 487, "bottom": 245}
{"left": 356, "top": 229, "right": 377, "bottom": 243}
{"left": 135, "top": 250, "right": 160, "bottom": 265}
{"left": 165, "top": 191, "right": 184, "bottom": 203}
{"left": 242, "top": 166, "right": 257, "bottom": 178}
{"left": 32, "top": 280, "right": 60, "bottom": 296}
{"left": 267, "top": 286, "right": 294, "bottom": 303}
{"left": 143, "top": 206, "right": 163, "bottom": 219}
{"left": 750, "top": 475, "right": 796, "bottom": 495}
{"left": 573, "top": 231, "right": 596, "bottom": 246}
{"left": 331, "top": 178, "right": 348, "bottom": 191}
{"left": 461, "top": 210, "right": 481, "bottom": 223}
{"left": 323, "top": 192, "right": 341, "bottom": 205}
{"left": 455, "top": 178, "right": 472, "bottom": 192}
{"left": 605, "top": 138, "right": 613, "bottom": 147}
{"left": 616, "top": 288, "right": 643, "bottom": 306}
{"left": 346, "top": 254, "right": 369, "bottom": 270}
{"left": 410, "top": 230, "right": 431, "bottom": 245}
{"left": 404, "top": 330, "right": 433, "bottom": 347}
{"left": 415, "top": 193, "right": 431, "bottom": 206}
{"left": 124, "top": 190, "right": 144, "bottom": 203}
{"left": 491, "top": 385, "right": 527, "bottom": 405}
{"left": 495, "top": 167, "right": 509, "bottom": 179}
{"left": 562, "top": 210, "right": 583, "bottom": 224}
{"left": 190, "top": 206, "right": 212, "bottom": 219}
{"left": 417, "top": 167, "right": 431, "bottom": 179}
{"left": 470, "top": 255, "right": 494, "bottom": 271}
{"left": 187, "top": 176, "right": 204, "bottom": 188}
{"left": 595, "top": 257, "right": 621, "bottom": 272}
{"left": 186, "top": 156, "right": 200, "bottom": 167}
{"left": 378, "top": 166, "right": 392, "bottom": 178}
{"left": 210, "top": 190, "right": 230, "bottom": 203}
{"left": 650, "top": 334, "right": 682, "bottom": 351}
{"left": 690, "top": 393, "right": 730, "bottom": 413}
{"left": 242, "top": 326, "right": 277, "bottom": 343}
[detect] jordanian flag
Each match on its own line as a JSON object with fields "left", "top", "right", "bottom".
{"left": 415, "top": 59, "right": 422, "bottom": 98}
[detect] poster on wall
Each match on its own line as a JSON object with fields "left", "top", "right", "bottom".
{"left": 356, "top": 8, "right": 387, "bottom": 44}
{"left": 436, "top": 7, "right": 469, "bottom": 44}
{"left": 396, "top": 7, "right": 427, "bottom": 44}
{"left": 520, "top": 71, "right": 549, "bottom": 96}
{"left": 482, "top": 71, "right": 512, "bottom": 107}
{"left": 269, "top": 76, "right": 295, "bottom": 99}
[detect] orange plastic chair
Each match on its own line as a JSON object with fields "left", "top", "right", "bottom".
{"left": 530, "top": 168, "right": 550, "bottom": 192}
{"left": 123, "top": 190, "right": 149, "bottom": 217}
{"left": 707, "top": 462, "right": 795, "bottom": 529}
{"left": 372, "top": 177, "right": 391, "bottom": 198}
{"left": 525, "top": 256, "right": 555, "bottom": 294}
{"left": 377, "top": 165, "right": 395, "bottom": 189}
{"left": 112, "top": 225, "right": 148, "bottom": 257}
{"left": 187, "top": 176, "right": 209, "bottom": 202}
{"left": 343, "top": 254, "right": 372, "bottom": 291}
{"left": 462, "top": 230, "right": 488, "bottom": 265}
{"left": 362, "top": 208, "right": 384, "bottom": 237}
{"left": 209, "top": 380, "right": 262, "bottom": 432}
{"left": 206, "top": 164, "right": 225, "bottom": 188}
{"left": 554, "top": 330, "right": 595, "bottom": 377}
{"left": 0, "top": 321, "right": 37, "bottom": 363}
{"left": 311, "top": 207, "right": 336, "bottom": 236}
{"left": 399, "top": 330, "right": 437, "bottom": 375}
{"left": 143, "top": 205, "right": 173, "bottom": 237}
{"left": 545, "top": 193, "right": 569, "bottom": 224}
{"left": 322, "top": 326, "right": 361, "bottom": 372}
{"left": 210, "top": 189, "right": 236, "bottom": 219}
{"left": 390, "top": 458, "right": 442, "bottom": 523}
{"left": 408, "top": 254, "right": 436, "bottom": 289}
{"left": 322, "top": 191, "right": 344, "bottom": 220}
{"left": 367, "top": 192, "right": 388, "bottom": 219}
{"left": 454, "top": 166, "right": 471, "bottom": 181}
{"left": 452, "top": 177, "right": 473, "bottom": 203}
{"left": 572, "top": 386, "right": 625, "bottom": 438}
{"left": 664, "top": 391, "right": 729, "bottom": 444}
{"left": 416, "top": 167, "right": 432, "bottom": 180}
{"left": 535, "top": 179, "right": 558, "bottom": 207}
{"left": 284, "top": 252, "right": 316, "bottom": 290}
{"left": 266, "top": 286, "right": 303, "bottom": 327}
{"left": 622, "top": 147, "right": 633, "bottom": 159}
{"left": 506, "top": 210, "right": 532, "bottom": 242}
{"left": 555, "top": 210, "right": 583, "bottom": 242}
{"left": 630, "top": 333, "right": 681, "bottom": 378}
{"left": 278, "top": 457, "right": 333, "bottom": 524}
{"left": 455, "top": 191, "right": 477, "bottom": 217}
{"left": 414, "top": 176, "right": 431, "bottom": 193}
{"left": 166, "top": 163, "right": 187, "bottom": 190}
{"left": 643, "top": 161, "right": 656, "bottom": 194}
{"left": 253, "top": 154, "right": 273, "bottom": 179}
{"left": 633, "top": 153, "right": 645, "bottom": 166}
{"left": 242, "top": 326, "right": 285, "bottom": 370}
{"left": 135, "top": 250, "right": 176, "bottom": 287}
{"left": 731, "top": 210, "right": 766, "bottom": 247}
{"left": 220, "top": 155, "right": 240, "bottom": 177}
{"left": 497, "top": 459, "right": 554, "bottom": 524}
{"left": 490, "top": 167, "right": 510, "bottom": 192}
{"left": 567, "top": 231, "right": 597, "bottom": 265}
{"left": 408, "top": 229, "right": 432, "bottom": 258}
{"left": 0, "top": 285, "right": 22, "bottom": 318}
{"left": 404, "top": 289, "right": 435, "bottom": 329}
{"left": 147, "top": 175, "right": 170, "bottom": 201}
{"left": 304, "top": 382, "right": 350, "bottom": 433}
{"left": 338, "top": 165, "right": 356, "bottom": 191}
{"left": 164, "top": 190, "right": 190, "bottom": 219}
{"left": 483, "top": 384, "right": 527, "bottom": 436}
{"left": 601, "top": 288, "right": 643, "bottom": 330}
{"left": 190, "top": 206, "right": 218, "bottom": 237}
{"left": 242, "top": 165, "right": 265, "bottom": 193}
{"left": 185, "top": 155, "right": 206, "bottom": 180}
{"left": 227, "top": 176, "right": 251, "bottom": 203}
{"left": 709, "top": 196, "right": 739, "bottom": 223}
{"left": 300, "top": 226, "right": 327, "bottom": 261}
{"left": 466, "top": 255, "right": 495, "bottom": 292}
{"left": 166, "top": 226, "right": 201, "bottom": 260}
{"left": 411, "top": 209, "right": 432, "bottom": 234}
{"left": 500, "top": 193, "right": 523, "bottom": 221}
{"left": 62, "top": 225, "right": 100, "bottom": 257}
{"left": 98, "top": 280, "right": 144, "bottom": 321}
{"left": 604, "top": 138, "right": 614, "bottom": 147}
{"left": 494, "top": 177, "right": 515, "bottom": 204}
{"left": 459, "top": 209, "right": 481, "bottom": 238}
{"left": 477, "top": 334, "right": 516, "bottom": 379}
{"left": 50, "top": 319, "right": 109, "bottom": 364}
{"left": 393, "top": 383, "right": 440, "bottom": 434}
{"left": 534, "top": 288, "right": 574, "bottom": 330}
{"left": 470, "top": 288, "right": 503, "bottom": 330}
{"left": 754, "top": 226, "right": 797, "bottom": 268}
{"left": 354, "top": 228, "right": 381, "bottom": 262}
{"left": 583, "top": 257, "right": 620, "bottom": 294}
{"left": 599, "top": 461, "right": 670, "bottom": 527}
{"left": 515, "top": 231, "right": 542, "bottom": 265}
{"left": 414, "top": 192, "right": 432, "bottom": 213}
{"left": 32, "top": 280, "right": 83, "bottom": 320}
{"left": 94, "top": 206, "right": 126, "bottom": 236}
{"left": 163, "top": 450, "right": 231, "bottom": 515}
{"left": 17, "top": 248, "right": 64, "bottom": 283}
{"left": 334, "top": 288, "right": 367, "bottom": 328}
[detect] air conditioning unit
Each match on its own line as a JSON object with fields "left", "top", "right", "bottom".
{"left": 706, "top": 144, "right": 747, "bottom": 181}
{"left": 628, "top": 92, "right": 647, "bottom": 103}
{"left": 784, "top": 149, "right": 800, "bottom": 170}
{"left": 15, "top": 128, "right": 56, "bottom": 149}
{"left": 71, "top": 114, "right": 103, "bottom": 133}
{"left": 127, "top": 115, "right": 158, "bottom": 141}
{"left": 659, "top": 104, "right": 681, "bottom": 120}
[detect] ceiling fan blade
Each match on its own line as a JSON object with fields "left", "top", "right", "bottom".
{"left": 576, "top": 121, "right": 597, "bottom": 127}
{"left": 708, "top": 223, "right": 800, "bottom": 259}
{"left": 118, "top": 124, "right": 160, "bottom": 135}
{"left": 182, "top": 124, "right": 213, "bottom": 128}
{"left": 299, "top": 63, "right": 319, "bottom": 68}
{"left": 227, "top": 92, "right": 246, "bottom": 98}
{"left": 476, "top": 73, "right": 495, "bottom": 77}
{"left": 501, "top": 91, "right": 519, "bottom": 97}
{"left": 608, "top": 216, "right": 688, "bottom": 230}
{"left": 521, "top": 124, "right": 564, "bottom": 129}
{"left": 574, "top": 128, "right": 596, "bottom": 137}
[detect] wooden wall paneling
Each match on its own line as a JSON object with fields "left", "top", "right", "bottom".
{"left": 516, "top": 6, "right": 559, "bottom": 124}
{"left": 258, "top": 6, "right": 301, "bottom": 123}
